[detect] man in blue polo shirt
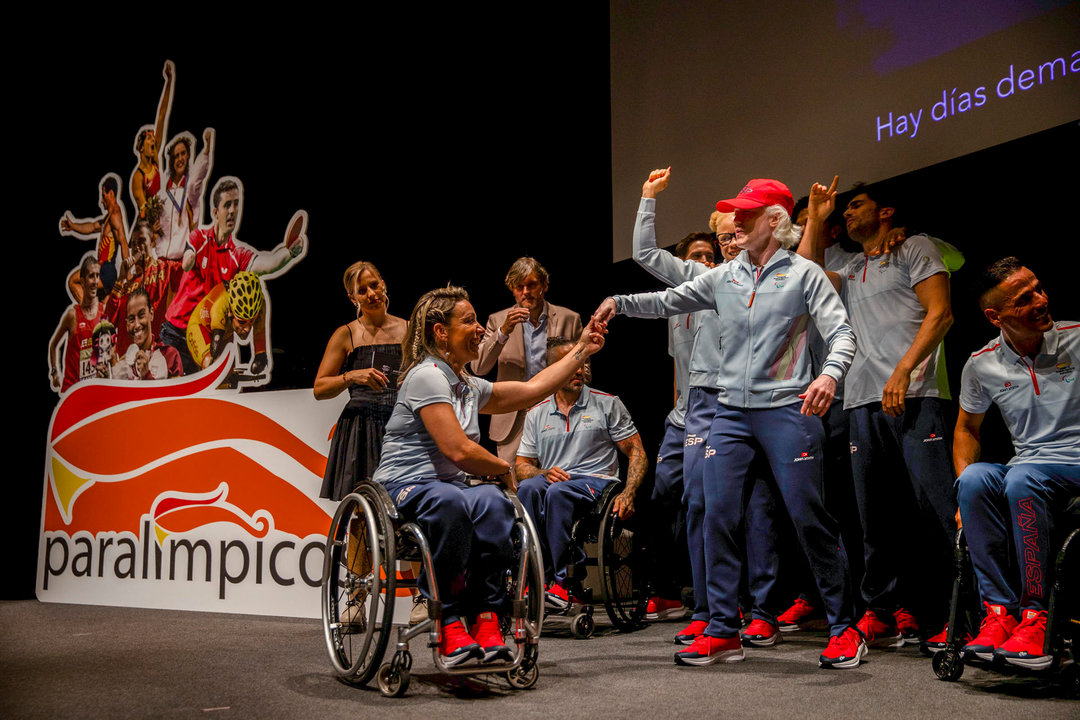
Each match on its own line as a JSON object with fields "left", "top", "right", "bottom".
{"left": 515, "top": 338, "right": 648, "bottom": 609}
{"left": 954, "top": 258, "right": 1079, "bottom": 669}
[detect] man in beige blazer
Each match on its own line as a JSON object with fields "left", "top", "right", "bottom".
{"left": 471, "top": 257, "right": 583, "bottom": 471}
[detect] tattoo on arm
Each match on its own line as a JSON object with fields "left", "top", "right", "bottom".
{"left": 617, "top": 435, "right": 648, "bottom": 496}
{"left": 515, "top": 457, "right": 543, "bottom": 480}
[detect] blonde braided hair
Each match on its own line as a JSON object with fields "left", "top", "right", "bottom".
{"left": 400, "top": 285, "right": 470, "bottom": 380}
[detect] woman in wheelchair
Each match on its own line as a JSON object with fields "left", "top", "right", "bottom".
{"left": 369, "top": 286, "right": 606, "bottom": 666}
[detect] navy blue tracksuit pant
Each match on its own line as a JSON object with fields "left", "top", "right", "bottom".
{"left": 383, "top": 479, "right": 515, "bottom": 624}
{"left": 703, "top": 403, "right": 854, "bottom": 638}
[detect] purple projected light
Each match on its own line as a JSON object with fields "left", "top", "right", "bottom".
{"left": 838, "top": 0, "right": 1074, "bottom": 74}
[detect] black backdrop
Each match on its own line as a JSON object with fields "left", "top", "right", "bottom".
{"left": 8, "top": 9, "right": 1077, "bottom": 599}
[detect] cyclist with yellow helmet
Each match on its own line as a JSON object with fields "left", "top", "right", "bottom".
{"left": 186, "top": 270, "right": 268, "bottom": 373}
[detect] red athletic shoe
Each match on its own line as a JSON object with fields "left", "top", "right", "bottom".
{"left": 439, "top": 620, "right": 482, "bottom": 667}
{"left": 674, "top": 634, "right": 744, "bottom": 666}
{"left": 471, "top": 611, "right": 512, "bottom": 663}
{"left": 893, "top": 607, "right": 920, "bottom": 645}
{"left": 921, "top": 623, "right": 973, "bottom": 654}
{"left": 742, "top": 618, "right": 781, "bottom": 647}
{"left": 856, "top": 609, "right": 903, "bottom": 649}
{"left": 777, "top": 597, "right": 821, "bottom": 632}
{"left": 962, "top": 603, "right": 1018, "bottom": 661}
{"left": 646, "top": 597, "right": 689, "bottom": 621}
{"left": 545, "top": 582, "right": 578, "bottom": 611}
{"left": 995, "top": 609, "right": 1051, "bottom": 670}
{"left": 819, "top": 627, "right": 866, "bottom": 669}
{"left": 674, "top": 619, "right": 708, "bottom": 645}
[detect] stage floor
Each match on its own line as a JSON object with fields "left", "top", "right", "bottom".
{"left": 1, "top": 600, "right": 1075, "bottom": 717}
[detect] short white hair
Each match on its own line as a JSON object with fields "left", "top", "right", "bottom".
{"left": 766, "top": 204, "right": 802, "bottom": 250}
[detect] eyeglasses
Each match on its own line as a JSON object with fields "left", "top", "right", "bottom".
{"left": 716, "top": 233, "right": 735, "bottom": 245}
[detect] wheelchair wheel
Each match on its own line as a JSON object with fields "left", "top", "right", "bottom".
{"left": 571, "top": 612, "right": 595, "bottom": 638}
{"left": 597, "top": 499, "right": 648, "bottom": 631}
{"left": 932, "top": 648, "right": 965, "bottom": 682}
{"left": 321, "top": 489, "right": 396, "bottom": 685}
{"left": 506, "top": 644, "right": 540, "bottom": 689}
{"left": 507, "top": 489, "right": 545, "bottom": 636}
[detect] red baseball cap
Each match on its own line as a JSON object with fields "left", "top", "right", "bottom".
{"left": 715, "top": 179, "right": 794, "bottom": 215}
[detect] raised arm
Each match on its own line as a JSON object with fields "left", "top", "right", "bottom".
{"left": 59, "top": 212, "right": 102, "bottom": 238}
{"left": 633, "top": 168, "right": 705, "bottom": 287}
{"left": 797, "top": 176, "right": 843, "bottom": 293}
{"left": 882, "top": 272, "right": 953, "bottom": 417}
{"left": 611, "top": 433, "right": 648, "bottom": 519}
{"left": 953, "top": 407, "right": 985, "bottom": 477}
{"left": 155, "top": 62, "right": 174, "bottom": 166}
{"left": 482, "top": 319, "right": 605, "bottom": 414}
{"left": 419, "top": 403, "right": 510, "bottom": 479}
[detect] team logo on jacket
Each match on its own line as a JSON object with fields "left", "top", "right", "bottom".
{"left": 793, "top": 451, "right": 814, "bottom": 462}
{"left": 922, "top": 433, "right": 944, "bottom": 443}
{"left": 774, "top": 272, "right": 789, "bottom": 289}
{"left": 685, "top": 434, "right": 704, "bottom": 447}
{"left": 397, "top": 485, "right": 416, "bottom": 504}
{"left": 1054, "top": 362, "right": 1075, "bottom": 382}
{"left": 998, "top": 381, "right": 1016, "bottom": 395}
{"left": 726, "top": 278, "right": 743, "bottom": 286}
{"left": 849, "top": 443, "right": 858, "bottom": 454}
{"left": 703, "top": 446, "right": 716, "bottom": 459}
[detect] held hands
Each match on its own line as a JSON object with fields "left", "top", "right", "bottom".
{"left": 500, "top": 306, "right": 531, "bottom": 336}
{"left": 576, "top": 316, "right": 607, "bottom": 356}
{"left": 798, "top": 374, "right": 837, "bottom": 416}
{"left": 346, "top": 367, "right": 389, "bottom": 391}
{"left": 808, "top": 175, "right": 838, "bottom": 223}
{"left": 612, "top": 489, "right": 635, "bottom": 519}
{"left": 642, "top": 167, "right": 672, "bottom": 199}
{"left": 543, "top": 466, "right": 572, "bottom": 483}
{"left": 591, "top": 298, "right": 617, "bottom": 327}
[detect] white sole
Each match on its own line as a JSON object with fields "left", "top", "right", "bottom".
{"left": 819, "top": 641, "right": 867, "bottom": 669}
{"left": 674, "top": 649, "right": 745, "bottom": 666}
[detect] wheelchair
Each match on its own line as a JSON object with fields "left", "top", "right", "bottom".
{"left": 931, "top": 496, "right": 1079, "bottom": 696}
{"left": 320, "top": 479, "right": 545, "bottom": 697}
{"left": 542, "top": 481, "right": 649, "bottom": 638}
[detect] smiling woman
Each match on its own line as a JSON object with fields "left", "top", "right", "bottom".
{"left": 314, "top": 261, "right": 406, "bottom": 503}
{"left": 370, "top": 285, "right": 606, "bottom": 667}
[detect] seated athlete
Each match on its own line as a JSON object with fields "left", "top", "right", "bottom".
{"left": 186, "top": 271, "right": 268, "bottom": 375}
{"left": 371, "top": 287, "right": 605, "bottom": 667}
{"left": 514, "top": 338, "right": 647, "bottom": 609}
{"left": 953, "top": 258, "right": 1078, "bottom": 669}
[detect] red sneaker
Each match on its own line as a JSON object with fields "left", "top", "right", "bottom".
{"left": 674, "top": 619, "right": 708, "bottom": 645}
{"left": 439, "top": 620, "right": 482, "bottom": 667}
{"left": 922, "top": 623, "right": 973, "bottom": 654}
{"left": 819, "top": 627, "right": 866, "bottom": 669}
{"left": 995, "top": 609, "right": 1051, "bottom": 670}
{"left": 471, "top": 611, "right": 512, "bottom": 663}
{"left": 646, "top": 597, "right": 689, "bottom": 621}
{"left": 777, "top": 597, "right": 822, "bottom": 633}
{"left": 545, "top": 582, "right": 573, "bottom": 610}
{"left": 893, "top": 607, "right": 920, "bottom": 645}
{"left": 742, "top": 618, "right": 781, "bottom": 647}
{"left": 674, "top": 634, "right": 744, "bottom": 666}
{"left": 856, "top": 609, "right": 903, "bottom": 649}
{"left": 962, "top": 603, "right": 1018, "bottom": 661}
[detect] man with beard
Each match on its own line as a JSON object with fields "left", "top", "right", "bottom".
{"left": 953, "top": 258, "right": 1078, "bottom": 670}
{"left": 515, "top": 338, "right": 647, "bottom": 609}
{"left": 472, "top": 258, "right": 583, "bottom": 472}
{"left": 806, "top": 180, "right": 958, "bottom": 648}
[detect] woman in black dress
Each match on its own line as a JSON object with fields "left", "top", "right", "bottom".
{"left": 315, "top": 261, "right": 406, "bottom": 500}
